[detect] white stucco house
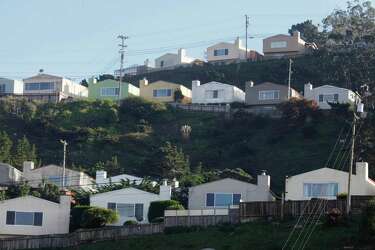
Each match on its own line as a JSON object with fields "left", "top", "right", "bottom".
{"left": 0, "top": 163, "right": 23, "bottom": 186}
{"left": 0, "top": 77, "right": 23, "bottom": 95}
{"left": 96, "top": 170, "right": 146, "bottom": 187}
{"left": 304, "top": 83, "right": 361, "bottom": 110}
{"left": 0, "top": 195, "right": 70, "bottom": 235}
{"left": 191, "top": 80, "right": 245, "bottom": 104}
{"left": 206, "top": 37, "right": 262, "bottom": 64}
{"left": 154, "top": 48, "right": 195, "bottom": 69}
{"left": 22, "top": 161, "right": 94, "bottom": 190}
{"left": 188, "top": 173, "right": 275, "bottom": 210}
{"left": 90, "top": 181, "right": 172, "bottom": 225}
{"left": 285, "top": 162, "right": 375, "bottom": 200}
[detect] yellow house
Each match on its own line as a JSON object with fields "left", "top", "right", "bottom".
{"left": 139, "top": 78, "right": 192, "bottom": 103}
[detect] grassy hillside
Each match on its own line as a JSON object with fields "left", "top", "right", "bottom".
{"left": 1, "top": 97, "right": 365, "bottom": 193}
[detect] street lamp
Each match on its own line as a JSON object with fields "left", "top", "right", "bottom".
{"left": 59, "top": 140, "right": 68, "bottom": 189}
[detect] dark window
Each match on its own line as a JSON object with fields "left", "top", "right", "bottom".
{"left": 34, "top": 212, "right": 43, "bottom": 226}
{"left": 206, "top": 193, "right": 215, "bottom": 206}
{"left": 233, "top": 194, "right": 242, "bottom": 205}
{"left": 6, "top": 211, "right": 15, "bottom": 225}
{"left": 334, "top": 94, "right": 339, "bottom": 102}
{"left": 107, "top": 203, "right": 116, "bottom": 210}
{"left": 160, "top": 61, "right": 164, "bottom": 67}
{"left": 213, "top": 90, "right": 219, "bottom": 99}
{"left": 135, "top": 204, "right": 144, "bottom": 222}
{"left": 318, "top": 95, "right": 323, "bottom": 102}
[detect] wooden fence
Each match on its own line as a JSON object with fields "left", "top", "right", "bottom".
{"left": 240, "top": 196, "right": 374, "bottom": 221}
{"left": 0, "top": 223, "right": 164, "bottom": 250}
{"left": 164, "top": 208, "right": 239, "bottom": 227}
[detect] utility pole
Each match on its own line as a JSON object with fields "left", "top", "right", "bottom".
{"left": 245, "top": 15, "right": 249, "bottom": 60}
{"left": 287, "top": 59, "right": 293, "bottom": 99}
{"left": 347, "top": 112, "right": 357, "bottom": 215}
{"left": 60, "top": 140, "right": 68, "bottom": 189}
{"left": 117, "top": 35, "right": 128, "bottom": 101}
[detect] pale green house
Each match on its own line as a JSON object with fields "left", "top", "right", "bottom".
{"left": 88, "top": 78, "right": 139, "bottom": 101}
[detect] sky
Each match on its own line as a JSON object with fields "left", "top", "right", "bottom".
{"left": 0, "top": 0, "right": 354, "bottom": 81}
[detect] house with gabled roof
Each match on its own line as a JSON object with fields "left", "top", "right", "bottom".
{"left": 285, "top": 162, "right": 375, "bottom": 200}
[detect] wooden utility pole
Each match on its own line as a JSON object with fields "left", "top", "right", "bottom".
{"left": 245, "top": 15, "right": 249, "bottom": 60}
{"left": 346, "top": 113, "right": 356, "bottom": 215}
{"left": 287, "top": 59, "right": 293, "bottom": 99}
{"left": 60, "top": 140, "right": 68, "bottom": 189}
{"left": 117, "top": 35, "right": 128, "bottom": 101}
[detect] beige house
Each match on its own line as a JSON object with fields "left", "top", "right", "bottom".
{"left": 0, "top": 195, "right": 70, "bottom": 235}
{"left": 245, "top": 81, "right": 302, "bottom": 106}
{"left": 22, "top": 161, "right": 94, "bottom": 191}
{"left": 263, "top": 31, "right": 317, "bottom": 59}
{"left": 139, "top": 78, "right": 191, "bottom": 103}
{"left": 188, "top": 173, "right": 274, "bottom": 210}
{"left": 285, "top": 162, "right": 375, "bottom": 200}
{"left": 155, "top": 48, "right": 195, "bottom": 69}
{"left": 23, "top": 73, "right": 88, "bottom": 102}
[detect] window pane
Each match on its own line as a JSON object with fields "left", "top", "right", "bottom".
{"left": 117, "top": 203, "right": 135, "bottom": 217}
{"left": 107, "top": 203, "right": 116, "bottom": 210}
{"left": 34, "top": 212, "right": 43, "bottom": 226}
{"left": 0, "top": 84, "right": 5, "bottom": 93}
{"left": 215, "top": 193, "right": 233, "bottom": 207}
{"left": 15, "top": 212, "right": 34, "bottom": 225}
{"left": 233, "top": 194, "right": 241, "bottom": 205}
{"left": 135, "top": 204, "right": 144, "bottom": 222}
{"left": 6, "top": 211, "right": 15, "bottom": 225}
{"left": 303, "top": 183, "right": 338, "bottom": 197}
{"left": 206, "top": 193, "right": 214, "bottom": 206}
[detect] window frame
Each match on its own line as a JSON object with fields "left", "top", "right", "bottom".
{"left": 205, "top": 192, "right": 242, "bottom": 208}
{"left": 24, "top": 82, "right": 55, "bottom": 91}
{"left": 258, "top": 90, "right": 280, "bottom": 101}
{"left": 6, "top": 211, "right": 43, "bottom": 226}
{"left": 214, "top": 48, "right": 229, "bottom": 56}
{"left": 100, "top": 87, "right": 120, "bottom": 97}
{"left": 303, "top": 183, "right": 339, "bottom": 198}
{"left": 0, "top": 84, "right": 6, "bottom": 93}
{"left": 107, "top": 202, "right": 144, "bottom": 219}
{"left": 153, "top": 88, "right": 172, "bottom": 97}
{"left": 270, "top": 41, "right": 288, "bottom": 49}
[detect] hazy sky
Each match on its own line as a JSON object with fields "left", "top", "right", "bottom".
{"left": 0, "top": 0, "right": 354, "bottom": 81}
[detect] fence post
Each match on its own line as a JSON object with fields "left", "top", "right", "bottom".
{"left": 281, "top": 192, "right": 285, "bottom": 220}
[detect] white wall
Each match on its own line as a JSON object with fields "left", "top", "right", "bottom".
{"left": 191, "top": 81, "right": 245, "bottom": 104}
{"left": 90, "top": 186, "right": 171, "bottom": 225}
{"left": 62, "top": 78, "right": 88, "bottom": 98}
{"left": 0, "top": 78, "right": 23, "bottom": 94}
{"left": 304, "top": 84, "right": 361, "bottom": 110}
{"left": 0, "top": 196, "right": 70, "bottom": 235}
{"left": 95, "top": 171, "right": 144, "bottom": 187}
{"left": 154, "top": 49, "right": 194, "bottom": 69}
{"left": 285, "top": 163, "right": 375, "bottom": 200}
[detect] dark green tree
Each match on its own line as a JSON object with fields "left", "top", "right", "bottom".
{"left": 289, "top": 20, "right": 323, "bottom": 44}
{"left": 13, "top": 136, "right": 37, "bottom": 169}
{"left": 0, "top": 131, "right": 12, "bottom": 163}
{"left": 157, "top": 142, "right": 190, "bottom": 179}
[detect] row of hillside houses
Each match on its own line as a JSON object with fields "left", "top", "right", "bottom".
{"left": 115, "top": 31, "right": 317, "bottom": 76}
{"left": 0, "top": 72, "right": 361, "bottom": 110}
{"left": 1, "top": 160, "right": 375, "bottom": 236}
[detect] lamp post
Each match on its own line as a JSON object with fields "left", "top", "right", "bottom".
{"left": 60, "top": 140, "right": 68, "bottom": 189}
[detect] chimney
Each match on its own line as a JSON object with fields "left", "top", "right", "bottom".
{"left": 235, "top": 37, "right": 241, "bottom": 48}
{"left": 356, "top": 162, "right": 369, "bottom": 181}
{"left": 257, "top": 170, "right": 270, "bottom": 189}
{"left": 139, "top": 78, "right": 148, "bottom": 87}
{"left": 192, "top": 80, "right": 201, "bottom": 89}
{"left": 246, "top": 81, "right": 254, "bottom": 88}
{"left": 172, "top": 178, "right": 179, "bottom": 188}
{"left": 159, "top": 179, "right": 171, "bottom": 200}
{"left": 96, "top": 170, "right": 107, "bottom": 185}
{"left": 23, "top": 161, "right": 35, "bottom": 173}
{"left": 304, "top": 83, "right": 313, "bottom": 97}
{"left": 293, "top": 31, "right": 301, "bottom": 39}
{"left": 178, "top": 48, "right": 186, "bottom": 60}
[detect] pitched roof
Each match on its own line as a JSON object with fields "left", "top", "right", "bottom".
{"left": 90, "top": 187, "right": 158, "bottom": 198}
{"left": 23, "top": 73, "right": 63, "bottom": 81}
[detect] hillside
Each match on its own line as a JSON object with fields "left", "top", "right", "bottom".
{"left": 2, "top": 97, "right": 372, "bottom": 193}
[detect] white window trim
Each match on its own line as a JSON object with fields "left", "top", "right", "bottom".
{"left": 8, "top": 211, "right": 43, "bottom": 226}
{"left": 302, "top": 183, "right": 339, "bottom": 198}
{"left": 100, "top": 87, "right": 120, "bottom": 97}
{"left": 258, "top": 90, "right": 280, "bottom": 100}
{"left": 153, "top": 88, "right": 172, "bottom": 97}
{"left": 270, "top": 41, "right": 288, "bottom": 49}
{"left": 112, "top": 203, "right": 136, "bottom": 218}
{"left": 205, "top": 192, "right": 242, "bottom": 208}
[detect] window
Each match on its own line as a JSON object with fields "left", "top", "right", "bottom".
{"left": 270, "top": 41, "right": 287, "bottom": 48}
{"left": 259, "top": 90, "right": 280, "bottom": 100}
{"left": 205, "top": 89, "right": 223, "bottom": 99}
{"left": 318, "top": 94, "right": 339, "bottom": 103}
{"left": 206, "top": 193, "right": 242, "bottom": 207}
{"left": 100, "top": 87, "right": 119, "bottom": 97}
{"left": 303, "top": 183, "right": 338, "bottom": 198}
{"left": 46, "top": 176, "right": 68, "bottom": 186}
{"left": 0, "top": 84, "right": 5, "bottom": 93}
{"left": 214, "top": 49, "right": 229, "bottom": 56}
{"left": 6, "top": 211, "right": 43, "bottom": 226}
{"left": 107, "top": 203, "right": 144, "bottom": 220}
{"left": 160, "top": 61, "right": 164, "bottom": 67}
{"left": 25, "top": 82, "right": 54, "bottom": 91}
{"left": 153, "top": 89, "right": 172, "bottom": 97}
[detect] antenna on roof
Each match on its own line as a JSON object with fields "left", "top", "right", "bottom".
{"left": 39, "top": 69, "right": 44, "bottom": 74}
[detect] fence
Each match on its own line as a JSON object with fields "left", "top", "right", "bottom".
{"left": 164, "top": 208, "right": 239, "bottom": 227}
{"left": 170, "top": 103, "right": 230, "bottom": 113}
{"left": 240, "top": 196, "right": 374, "bottom": 221}
{"left": 0, "top": 223, "right": 164, "bottom": 250}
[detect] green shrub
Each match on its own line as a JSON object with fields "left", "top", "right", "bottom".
{"left": 151, "top": 217, "right": 164, "bottom": 223}
{"left": 119, "top": 97, "right": 167, "bottom": 121}
{"left": 360, "top": 198, "right": 375, "bottom": 241}
{"left": 81, "top": 207, "right": 119, "bottom": 228}
{"left": 148, "top": 200, "right": 184, "bottom": 222}
{"left": 70, "top": 205, "right": 91, "bottom": 231}
{"left": 123, "top": 220, "right": 138, "bottom": 226}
